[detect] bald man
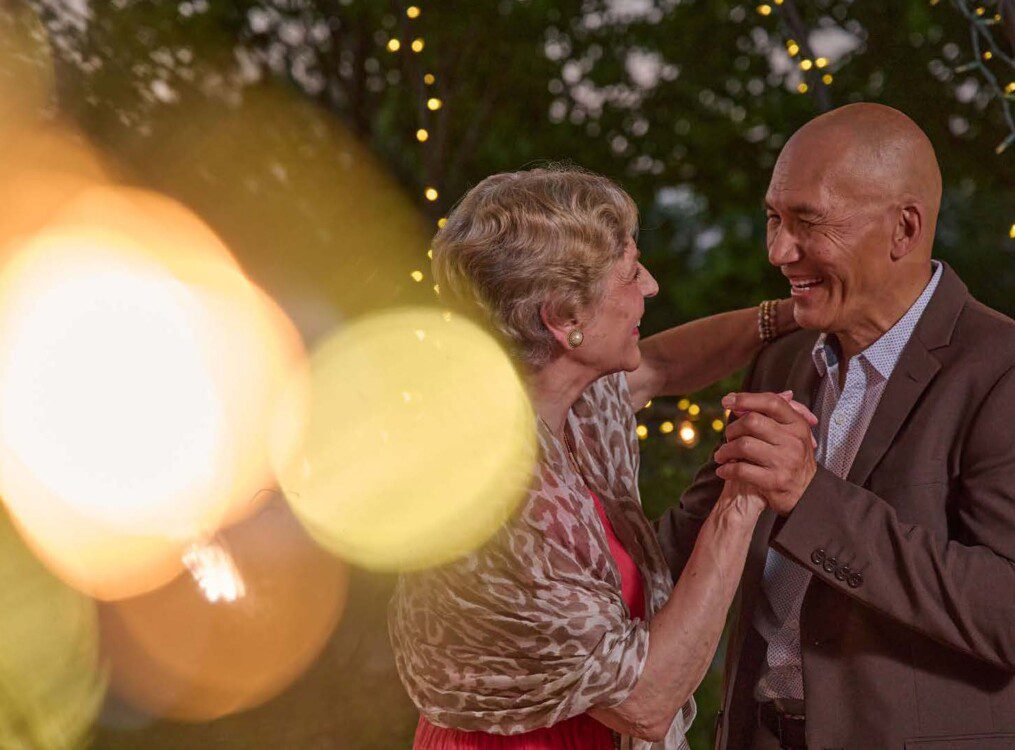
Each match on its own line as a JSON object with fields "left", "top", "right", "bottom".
{"left": 659, "top": 103, "right": 1015, "bottom": 749}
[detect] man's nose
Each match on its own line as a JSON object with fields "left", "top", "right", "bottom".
{"left": 768, "top": 228, "right": 802, "bottom": 267}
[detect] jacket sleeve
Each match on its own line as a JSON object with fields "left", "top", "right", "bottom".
{"left": 772, "top": 363, "right": 1015, "bottom": 671}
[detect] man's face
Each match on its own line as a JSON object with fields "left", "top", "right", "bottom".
{"left": 764, "top": 142, "right": 895, "bottom": 335}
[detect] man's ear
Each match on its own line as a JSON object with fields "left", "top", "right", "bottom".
{"left": 890, "top": 202, "right": 923, "bottom": 261}
{"left": 540, "top": 300, "right": 578, "bottom": 351}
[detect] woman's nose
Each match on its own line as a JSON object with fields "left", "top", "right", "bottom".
{"left": 641, "top": 266, "right": 659, "bottom": 298}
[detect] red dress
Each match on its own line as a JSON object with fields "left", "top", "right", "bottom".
{"left": 414, "top": 492, "right": 646, "bottom": 749}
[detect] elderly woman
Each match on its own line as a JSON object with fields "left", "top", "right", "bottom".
{"left": 389, "top": 167, "right": 801, "bottom": 749}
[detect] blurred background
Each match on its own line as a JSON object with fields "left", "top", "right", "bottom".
{"left": 0, "top": 0, "right": 1011, "bottom": 747}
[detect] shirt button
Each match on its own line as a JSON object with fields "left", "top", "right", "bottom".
{"left": 833, "top": 415, "right": 844, "bottom": 426}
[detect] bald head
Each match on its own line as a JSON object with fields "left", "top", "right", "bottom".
{"left": 765, "top": 104, "right": 943, "bottom": 353}
{"left": 779, "top": 103, "right": 942, "bottom": 226}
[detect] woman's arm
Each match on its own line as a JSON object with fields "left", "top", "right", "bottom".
{"left": 588, "top": 483, "right": 763, "bottom": 742}
{"left": 627, "top": 299, "right": 797, "bottom": 410}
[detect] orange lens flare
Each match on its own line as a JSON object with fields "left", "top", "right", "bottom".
{"left": 99, "top": 500, "right": 347, "bottom": 722}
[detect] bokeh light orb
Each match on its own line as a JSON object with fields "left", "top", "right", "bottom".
{"left": 0, "top": 510, "right": 105, "bottom": 749}
{"left": 273, "top": 307, "right": 537, "bottom": 571}
{"left": 100, "top": 499, "right": 347, "bottom": 723}
{"left": 0, "top": 187, "right": 307, "bottom": 599}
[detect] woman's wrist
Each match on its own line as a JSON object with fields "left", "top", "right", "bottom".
{"left": 776, "top": 298, "right": 799, "bottom": 336}
{"left": 715, "top": 483, "right": 765, "bottom": 525}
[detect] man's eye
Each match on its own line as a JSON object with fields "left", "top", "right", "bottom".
{"left": 766, "top": 214, "right": 780, "bottom": 224}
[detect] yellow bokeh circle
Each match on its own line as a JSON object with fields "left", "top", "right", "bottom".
{"left": 274, "top": 307, "right": 537, "bottom": 571}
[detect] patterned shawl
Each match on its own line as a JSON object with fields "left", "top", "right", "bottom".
{"left": 389, "top": 372, "right": 695, "bottom": 749}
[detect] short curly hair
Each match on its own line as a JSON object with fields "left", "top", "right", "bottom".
{"left": 431, "top": 165, "right": 638, "bottom": 369}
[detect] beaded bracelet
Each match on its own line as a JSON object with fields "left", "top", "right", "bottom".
{"left": 758, "top": 299, "right": 779, "bottom": 343}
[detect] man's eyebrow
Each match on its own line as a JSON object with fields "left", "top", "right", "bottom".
{"left": 765, "top": 199, "right": 824, "bottom": 217}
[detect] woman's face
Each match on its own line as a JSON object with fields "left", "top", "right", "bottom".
{"left": 578, "top": 236, "right": 658, "bottom": 373}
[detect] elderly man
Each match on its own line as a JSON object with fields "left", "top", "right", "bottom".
{"left": 659, "top": 102, "right": 1015, "bottom": 749}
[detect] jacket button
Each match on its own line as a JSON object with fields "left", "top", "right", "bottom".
{"left": 848, "top": 572, "right": 863, "bottom": 588}
{"left": 823, "top": 557, "right": 837, "bottom": 574}
{"left": 835, "top": 564, "right": 850, "bottom": 581}
{"left": 811, "top": 548, "right": 825, "bottom": 565}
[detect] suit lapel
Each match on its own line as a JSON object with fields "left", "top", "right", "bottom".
{"left": 845, "top": 263, "right": 967, "bottom": 488}
{"left": 845, "top": 346, "right": 940, "bottom": 487}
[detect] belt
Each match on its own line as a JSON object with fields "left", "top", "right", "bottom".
{"left": 758, "top": 701, "right": 807, "bottom": 749}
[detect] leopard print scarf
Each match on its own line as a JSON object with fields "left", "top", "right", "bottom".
{"left": 389, "top": 373, "right": 695, "bottom": 749}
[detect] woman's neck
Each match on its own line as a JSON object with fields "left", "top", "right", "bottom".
{"left": 527, "top": 356, "right": 601, "bottom": 438}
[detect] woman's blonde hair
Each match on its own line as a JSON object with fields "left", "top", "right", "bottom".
{"left": 431, "top": 165, "right": 638, "bottom": 369}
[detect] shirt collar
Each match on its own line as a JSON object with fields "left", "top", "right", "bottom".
{"left": 810, "top": 260, "right": 943, "bottom": 380}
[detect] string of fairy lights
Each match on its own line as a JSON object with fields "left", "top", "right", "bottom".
{"left": 635, "top": 397, "right": 727, "bottom": 450}
{"left": 387, "top": 4, "right": 445, "bottom": 296}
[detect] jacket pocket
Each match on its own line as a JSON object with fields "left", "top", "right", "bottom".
{"left": 904, "top": 733, "right": 1015, "bottom": 749}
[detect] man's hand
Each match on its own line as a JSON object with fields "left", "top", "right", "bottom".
{"left": 713, "top": 391, "right": 818, "bottom": 516}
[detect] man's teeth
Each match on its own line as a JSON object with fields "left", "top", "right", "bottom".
{"left": 792, "top": 278, "right": 822, "bottom": 290}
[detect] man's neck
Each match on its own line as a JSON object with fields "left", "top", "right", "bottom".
{"left": 834, "top": 263, "right": 933, "bottom": 361}
{"left": 527, "top": 357, "right": 601, "bottom": 439}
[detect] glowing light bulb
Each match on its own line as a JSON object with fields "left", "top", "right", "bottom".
{"left": 679, "top": 421, "right": 698, "bottom": 446}
{"left": 660, "top": 421, "right": 675, "bottom": 434}
{"left": 410, "top": 270, "right": 424, "bottom": 282}
{"left": 427, "top": 97, "right": 442, "bottom": 111}
{"left": 636, "top": 424, "right": 648, "bottom": 440}
{"left": 424, "top": 187, "right": 439, "bottom": 202}
{"left": 406, "top": 5, "right": 421, "bottom": 18}
{"left": 416, "top": 128, "right": 429, "bottom": 142}
{"left": 387, "top": 38, "right": 401, "bottom": 53}
{"left": 424, "top": 73, "right": 436, "bottom": 85}
{"left": 411, "top": 38, "right": 425, "bottom": 53}
{"left": 712, "top": 419, "right": 725, "bottom": 432}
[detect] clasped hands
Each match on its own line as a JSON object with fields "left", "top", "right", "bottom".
{"left": 714, "top": 391, "right": 818, "bottom": 516}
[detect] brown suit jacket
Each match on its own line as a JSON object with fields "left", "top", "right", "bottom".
{"left": 658, "top": 264, "right": 1015, "bottom": 749}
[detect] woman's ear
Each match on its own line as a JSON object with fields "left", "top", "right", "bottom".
{"left": 540, "top": 300, "right": 579, "bottom": 351}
